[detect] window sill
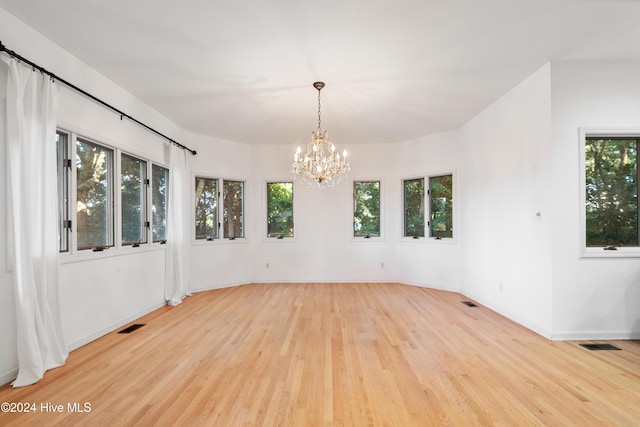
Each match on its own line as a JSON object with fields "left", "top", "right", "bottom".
{"left": 400, "top": 237, "right": 457, "bottom": 244}
{"left": 581, "top": 247, "right": 640, "bottom": 258}
{"left": 59, "top": 243, "right": 166, "bottom": 264}
{"left": 264, "top": 237, "right": 296, "bottom": 243}
{"left": 193, "top": 238, "right": 249, "bottom": 246}
{"left": 352, "top": 236, "right": 384, "bottom": 242}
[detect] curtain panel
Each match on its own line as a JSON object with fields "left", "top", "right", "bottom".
{"left": 3, "top": 58, "right": 68, "bottom": 387}
{"left": 164, "top": 143, "right": 192, "bottom": 305}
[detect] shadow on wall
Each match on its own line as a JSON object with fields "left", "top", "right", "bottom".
{"left": 629, "top": 270, "right": 640, "bottom": 339}
{"left": 575, "top": 269, "right": 640, "bottom": 340}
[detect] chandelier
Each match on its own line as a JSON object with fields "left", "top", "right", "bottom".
{"left": 291, "top": 82, "right": 350, "bottom": 188}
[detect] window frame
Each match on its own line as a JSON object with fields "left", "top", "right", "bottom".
{"left": 428, "top": 174, "right": 454, "bottom": 240}
{"left": 400, "top": 171, "right": 456, "bottom": 243}
{"left": 57, "top": 127, "right": 169, "bottom": 260}
{"left": 56, "top": 130, "right": 72, "bottom": 253}
{"left": 223, "top": 179, "right": 246, "bottom": 240}
{"left": 352, "top": 179, "right": 383, "bottom": 241}
{"left": 151, "top": 164, "right": 169, "bottom": 244}
{"left": 194, "top": 175, "right": 219, "bottom": 241}
{"left": 192, "top": 175, "right": 248, "bottom": 244}
{"left": 265, "top": 180, "right": 295, "bottom": 240}
{"left": 75, "top": 136, "right": 115, "bottom": 251}
{"left": 580, "top": 128, "right": 640, "bottom": 258}
{"left": 402, "top": 177, "right": 426, "bottom": 239}
{"left": 120, "top": 151, "right": 149, "bottom": 246}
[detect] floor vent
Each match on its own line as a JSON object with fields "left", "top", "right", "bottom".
{"left": 118, "top": 324, "right": 145, "bottom": 334}
{"left": 580, "top": 343, "right": 621, "bottom": 351}
{"left": 461, "top": 301, "right": 478, "bottom": 307}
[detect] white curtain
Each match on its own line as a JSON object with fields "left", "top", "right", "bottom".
{"left": 3, "top": 58, "right": 68, "bottom": 387}
{"left": 164, "top": 143, "right": 191, "bottom": 305}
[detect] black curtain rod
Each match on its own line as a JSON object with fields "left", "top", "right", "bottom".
{"left": 0, "top": 40, "right": 197, "bottom": 155}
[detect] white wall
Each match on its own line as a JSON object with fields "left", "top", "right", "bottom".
{"left": 189, "top": 133, "right": 254, "bottom": 291}
{"left": 458, "top": 64, "right": 553, "bottom": 337}
{"left": 550, "top": 61, "right": 640, "bottom": 340}
{"left": 248, "top": 136, "right": 462, "bottom": 289}
{"left": 250, "top": 143, "right": 400, "bottom": 283}
{"left": 395, "top": 131, "right": 461, "bottom": 291}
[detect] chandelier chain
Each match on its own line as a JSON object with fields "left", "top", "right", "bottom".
{"left": 317, "top": 88, "right": 322, "bottom": 133}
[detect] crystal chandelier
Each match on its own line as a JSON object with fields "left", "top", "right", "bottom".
{"left": 291, "top": 82, "right": 350, "bottom": 188}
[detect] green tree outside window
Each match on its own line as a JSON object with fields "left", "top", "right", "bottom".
{"left": 429, "top": 175, "right": 453, "bottom": 238}
{"left": 354, "top": 181, "right": 380, "bottom": 237}
{"left": 404, "top": 178, "right": 425, "bottom": 237}
{"left": 585, "top": 137, "right": 638, "bottom": 247}
{"left": 267, "top": 182, "right": 293, "bottom": 238}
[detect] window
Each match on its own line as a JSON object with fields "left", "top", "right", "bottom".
{"left": 193, "top": 177, "right": 246, "bottom": 242}
{"left": 267, "top": 182, "right": 293, "bottom": 238}
{"left": 429, "top": 174, "right": 453, "bottom": 239}
{"left": 58, "top": 129, "right": 169, "bottom": 253}
{"left": 76, "top": 138, "right": 114, "bottom": 250}
{"left": 195, "top": 177, "right": 218, "bottom": 240}
{"left": 585, "top": 136, "right": 638, "bottom": 247}
{"left": 56, "top": 130, "right": 71, "bottom": 252}
{"left": 151, "top": 164, "right": 169, "bottom": 243}
{"left": 121, "top": 153, "right": 148, "bottom": 245}
{"left": 223, "top": 180, "right": 244, "bottom": 239}
{"left": 353, "top": 181, "right": 380, "bottom": 238}
{"left": 403, "top": 178, "right": 425, "bottom": 238}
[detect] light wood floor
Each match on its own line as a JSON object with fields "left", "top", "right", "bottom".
{"left": 1, "top": 283, "right": 639, "bottom": 426}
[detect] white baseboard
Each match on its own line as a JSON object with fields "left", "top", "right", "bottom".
{"left": 550, "top": 331, "right": 640, "bottom": 341}
{"left": 398, "top": 281, "right": 458, "bottom": 292}
{"left": 67, "top": 301, "right": 165, "bottom": 352}
{"left": 243, "top": 279, "right": 397, "bottom": 285}
{"left": 189, "top": 281, "right": 251, "bottom": 293}
{"left": 459, "top": 290, "right": 553, "bottom": 340}
{"left": 191, "top": 280, "right": 395, "bottom": 290}
{"left": 0, "top": 367, "right": 18, "bottom": 387}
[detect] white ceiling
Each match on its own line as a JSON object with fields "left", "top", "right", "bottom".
{"left": 1, "top": 0, "right": 640, "bottom": 146}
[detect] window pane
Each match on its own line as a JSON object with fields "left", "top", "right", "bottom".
{"left": 223, "top": 180, "right": 244, "bottom": 239}
{"left": 56, "top": 131, "right": 71, "bottom": 252}
{"left": 429, "top": 175, "right": 453, "bottom": 238}
{"left": 353, "top": 181, "right": 380, "bottom": 237}
{"left": 404, "top": 178, "right": 425, "bottom": 237}
{"left": 121, "top": 153, "right": 147, "bottom": 245}
{"left": 152, "top": 164, "right": 168, "bottom": 242}
{"left": 76, "top": 138, "right": 113, "bottom": 249}
{"left": 267, "top": 182, "right": 293, "bottom": 238}
{"left": 585, "top": 137, "right": 638, "bottom": 247}
{"left": 195, "top": 177, "right": 218, "bottom": 240}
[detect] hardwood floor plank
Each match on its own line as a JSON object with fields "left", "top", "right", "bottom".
{"left": 1, "top": 283, "right": 639, "bottom": 426}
